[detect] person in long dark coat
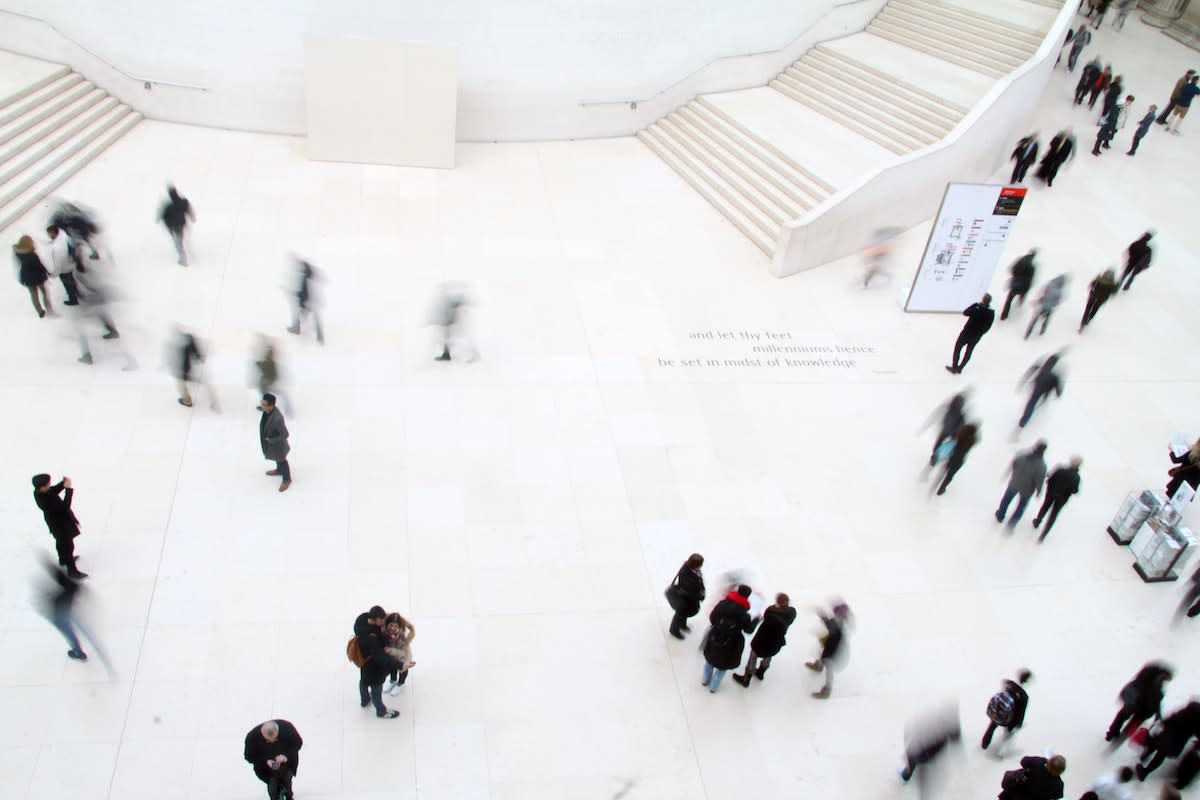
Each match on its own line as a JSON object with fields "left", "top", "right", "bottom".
{"left": 1079, "top": 269, "right": 1118, "bottom": 330}
{"left": 667, "top": 553, "right": 706, "bottom": 639}
{"left": 160, "top": 185, "right": 195, "bottom": 266}
{"left": 701, "top": 584, "right": 756, "bottom": 693}
{"left": 1000, "top": 249, "right": 1037, "bottom": 321}
{"left": 1010, "top": 135, "right": 1039, "bottom": 183}
{"left": 733, "top": 593, "right": 796, "bottom": 686}
{"left": 805, "top": 601, "right": 851, "bottom": 698}
{"left": 1138, "top": 701, "right": 1200, "bottom": 780}
{"left": 259, "top": 394, "right": 291, "bottom": 492}
{"left": 1119, "top": 231, "right": 1153, "bottom": 291}
{"left": 1075, "top": 58, "right": 1101, "bottom": 104}
{"left": 13, "top": 235, "right": 52, "bottom": 318}
{"left": 243, "top": 719, "right": 303, "bottom": 800}
{"left": 1035, "top": 129, "right": 1075, "bottom": 186}
{"left": 32, "top": 473, "right": 87, "bottom": 578}
{"left": 1106, "top": 662, "right": 1173, "bottom": 743}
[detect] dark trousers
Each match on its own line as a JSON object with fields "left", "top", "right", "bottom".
{"left": 274, "top": 460, "right": 291, "bottom": 482}
{"left": 1107, "top": 704, "right": 1147, "bottom": 739}
{"left": 937, "top": 457, "right": 966, "bottom": 493}
{"left": 1033, "top": 496, "right": 1068, "bottom": 539}
{"left": 359, "top": 675, "right": 386, "bottom": 714}
{"left": 50, "top": 605, "right": 84, "bottom": 652}
{"left": 254, "top": 766, "right": 294, "bottom": 800}
{"left": 669, "top": 608, "right": 693, "bottom": 635}
{"left": 1039, "top": 160, "right": 1062, "bottom": 186}
{"left": 1000, "top": 288, "right": 1027, "bottom": 320}
{"left": 1089, "top": 87, "right": 1104, "bottom": 108}
{"left": 1176, "top": 582, "right": 1200, "bottom": 619}
{"left": 950, "top": 334, "right": 980, "bottom": 371}
{"left": 1081, "top": 295, "right": 1108, "bottom": 327}
{"left": 1158, "top": 101, "right": 1177, "bottom": 124}
{"left": 1019, "top": 389, "right": 1051, "bottom": 427}
{"left": 1067, "top": 47, "right": 1084, "bottom": 71}
{"left": 53, "top": 534, "right": 76, "bottom": 567}
{"left": 996, "top": 487, "right": 1033, "bottom": 525}
{"left": 1010, "top": 159, "right": 1034, "bottom": 183}
{"left": 981, "top": 721, "right": 1015, "bottom": 749}
{"left": 1128, "top": 130, "right": 1148, "bottom": 155}
{"left": 1119, "top": 265, "right": 1142, "bottom": 290}
{"left": 59, "top": 272, "right": 80, "bottom": 304}
{"left": 290, "top": 305, "right": 324, "bottom": 343}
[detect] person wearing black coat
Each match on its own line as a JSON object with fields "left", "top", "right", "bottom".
{"left": 1176, "top": 564, "right": 1200, "bottom": 622}
{"left": 160, "top": 185, "right": 195, "bottom": 266}
{"left": 999, "top": 754, "right": 1066, "bottom": 800}
{"left": 936, "top": 422, "right": 979, "bottom": 496}
{"left": 733, "top": 593, "right": 797, "bottom": 686}
{"left": 1120, "top": 231, "right": 1153, "bottom": 291}
{"left": 1035, "top": 129, "right": 1075, "bottom": 186}
{"left": 1079, "top": 269, "right": 1118, "bottom": 330}
{"left": 1001, "top": 249, "right": 1038, "bottom": 321}
{"left": 243, "top": 719, "right": 303, "bottom": 800}
{"left": 32, "top": 473, "right": 87, "bottom": 578}
{"left": 701, "top": 585, "right": 756, "bottom": 693}
{"left": 945, "top": 294, "right": 995, "bottom": 374}
{"left": 1032, "top": 457, "right": 1082, "bottom": 541}
{"left": 259, "top": 394, "right": 291, "bottom": 492}
{"left": 1166, "top": 439, "right": 1200, "bottom": 501}
{"left": 354, "top": 606, "right": 404, "bottom": 718}
{"left": 1010, "top": 135, "right": 1039, "bottom": 183}
{"left": 928, "top": 392, "right": 968, "bottom": 467}
{"left": 1106, "top": 662, "right": 1174, "bottom": 743}
{"left": 13, "top": 235, "right": 52, "bottom": 318}
{"left": 287, "top": 259, "right": 323, "bottom": 345}
{"left": 982, "top": 669, "right": 1033, "bottom": 751}
{"left": 1138, "top": 701, "right": 1200, "bottom": 780}
{"left": 666, "top": 553, "right": 706, "bottom": 639}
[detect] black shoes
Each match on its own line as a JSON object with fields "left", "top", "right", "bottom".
{"left": 377, "top": 710, "right": 400, "bottom": 719}
{"left": 102, "top": 330, "right": 119, "bottom": 340}
{"left": 669, "top": 630, "right": 685, "bottom": 640}
{"left": 67, "top": 649, "right": 88, "bottom": 661}
{"left": 944, "top": 365, "right": 960, "bottom": 374}
{"left": 732, "top": 673, "right": 752, "bottom": 687}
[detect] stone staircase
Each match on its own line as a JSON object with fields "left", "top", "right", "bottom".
{"left": 637, "top": 0, "right": 1054, "bottom": 258}
{"left": 0, "top": 63, "right": 141, "bottom": 233}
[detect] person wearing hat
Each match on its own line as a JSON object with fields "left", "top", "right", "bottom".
{"left": 259, "top": 393, "right": 291, "bottom": 492}
{"left": 32, "top": 473, "right": 87, "bottom": 578}
{"left": 13, "top": 235, "right": 53, "bottom": 318}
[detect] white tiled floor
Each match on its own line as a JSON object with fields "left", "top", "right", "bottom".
{"left": 2, "top": 10, "right": 1200, "bottom": 800}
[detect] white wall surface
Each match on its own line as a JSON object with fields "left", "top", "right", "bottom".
{"left": 0, "top": 0, "right": 879, "bottom": 141}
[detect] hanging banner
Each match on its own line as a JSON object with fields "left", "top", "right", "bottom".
{"left": 904, "top": 183, "right": 1027, "bottom": 312}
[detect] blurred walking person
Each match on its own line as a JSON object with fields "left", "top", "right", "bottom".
{"left": 1174, "top": 565, "right": 1200, "bottom": 621}
{"left": 431, "top": 283, "right": 476, "bottom": 362}
{"left": 665, "top": 553, "right": 706, "bottom": 639}
{"left": 32, "top": 473, "right": 87, "bottom": 578}
{"left": 1106, "top": 661, "right": 1173, "bottom": 744}
{"left": 37, "top": 559, "right": 109, "bottom": 669}
{"left": 172, "top": 326, "right": 210, "bottom": 409}
{"left": 1010, "top": 135, "right": 1039, "bottom": 183}
{"left": 160, "top": 184, "right": 195, "bottom": 266}
{"left": 1089, "top": 66, "right": 1113, "bottom": 109}
{"left": 805, "top": 600, "right": 850, "bottom": 698}
{"left": 925, "top": 392, "right": 968, "bottom": 467}
{"left": 1157, "top": 70, "right": 1197, "bottom": 125}
{"left": 1137, "top": 701, "right": 1200, "bottom": 780}
{"left": 701, "top": 584, "right": 756, "bottom": 693}
{"left": 1066, "top": 24, "right": 1092, "bottom": 71}
{"left": 1031, "top": 457, "right": 1082, "bottom": 541}
{"left": 995, "top": 440, "right": 1048, "bottom": 530}
{"left": 259, "top": 393, "right": 292, "bottom": 492}
{"left": 13, "top": 235, "right": 52, "bottom": 318}
{"left": 1113, "top": 0, "right": 1135, "bottom": 29}
{"left": 898, "top": 706, "right": 962, "bottom": 798}
{"left": 45, "top": 225, "right": 79, "bottom": 305}
{"left": 733, "top": 592, "right": 796, "bottom": 686}
{"left": 253, "top": 335, "right": 290, "bottom": 416}
{"left": 1119, "top": 231, "right": 1154, "bottom": 291}
{"left": 862, "top": 227, "right": 901, "bottom": 288}
{"left": 1024, "top": 275, "right": 1067, "bottom": 339}
{"left": 998, "top": 754, "right": 1066, "bottom": 800}
{"left": 1075, "top": 58, "right": 1101, "bottom": 105}
{"left": 1079, "top": 270, "right": 1118, "bottom": 330}
{"left": 1018, "top": 354, "right": 1064, "bottom": 429}
{"left": 72, "top": 263, "right": 133, "bottom": 368}
{"left": 1035, "top": 129, "right": 1076, "bottom": 187}
{"left": 287, "top": 258, "right": 323, "bottom": 345}
{"left": 981, "top": 670, "right": 1032, "bottom": 753}
{"left": 945, "top": 294, "right": 994, "bottom": 374}
{"left": 935, "top": 422, "right": 979, "bottom": 496}
{"left": 1000, "top": 249, "right": 1037, "bottom": 321}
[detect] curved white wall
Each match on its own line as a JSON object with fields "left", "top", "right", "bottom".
{"left": 0, "top": 0, "right": 878, "bottom": 141}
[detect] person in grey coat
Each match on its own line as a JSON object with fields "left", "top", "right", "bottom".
{"left": 995, "top": 441, "right": 1048, "bottom": 530}
{"left": 259, "top": 393, "right": 291, "bottom": 492}
{"left": 1024, "top": 275, "right": 1067, "bottom": 339}
{"left": 1018, "top": 354, "right": 1064, "bottom": 429}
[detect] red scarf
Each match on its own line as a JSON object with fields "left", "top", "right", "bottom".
{"left": 725, "top": 591, "right": 750, "bottom": 609}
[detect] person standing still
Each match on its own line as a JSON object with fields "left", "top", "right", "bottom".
{"left": 733, "top": 593, "right": 796, "bottom": 686}
{"left": 32, "top": 473, "right": 87, "bottom": 578}
{"left": 259, "top": 394, "right": 291, "bottom": 492}
{"left": 982, "top": 670, "right": 1032, "bottom": 753}
{"left": 1010, "top": 135, "right": 1039, "bottom": 183}
{"left": 666, "top": 553, "right": 706, "bottom": 639}
{"left": 701, "top": 584, "right": 757, "bottom": 693}
{"left": 805, "top": 601, "right": 850, "bottom": 698}
{"left": 45, "top": 226, "right": 79, "bottom": 305}
{"left": 1127, "top": 105, "right": 1158, "bottom": 155}
{"left": 1119, "top": 231, "right": 1153, "bottom": 291}
{"left": 1157, "top": 70, "right": 1197, "bottom": 125}
{"left": 1080, "top": 270, "right": 1118, "bottom": 330}
{"left": 1018, "top": 355, "right": 1064, "bottom": 429}
{"left": 945, "top": 294, "right": 995, "bottom": 374}
{"left": 995, "top": 441, "right": 1049, "bottom": 530}
{"left": 160, "top": 185, "right": 195, "bottom": 266}
{"left": 1032, "top": 457, "right": 1082, "bottom": 541}
{"left": 1001, "top": 249, "right": 1037, "bottom": 321}
{"left": 243, "top": 720, "right": 303, "bottom": 800}
{"left": 353, "top": 606, "right": 404, "bottom": 718}
{"left": 1166, "top": 75, "right": 1200, "bottom": 134}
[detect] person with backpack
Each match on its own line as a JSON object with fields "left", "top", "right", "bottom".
{"left": 701, "top": 584, "right": 757, "bottom": 693}
{"left": 982, "top": 670, "right": 1033, "bottom": 752}
{"left": 805, "top": 601, "right": 851, "bottom": 698}
{"left": 998, "top": 753, "right": 1066, "bottom": 800}
{"left": 1106, "top": 661, "right": 1174, "bottom": 743}
{"left": 733, "top": 592, "right": 796, "bottom": 686}
{"left": 666, "top": 553, "right": 706, "bottom": 639}
{"left": 160, "top": 184, "right": 195, "bottom": 266}
{"left": 350, "top": 606, "right": 404, "bottom": 718}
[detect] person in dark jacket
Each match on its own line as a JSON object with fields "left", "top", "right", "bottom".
{"left": 287, "top": 258, "right": 323, "bottom": 345}
{"left": 160, "top": 185, "right": 195, "bottom": 266}
{"left": 1075, "top": 58, "right": 1101, "bottom": 104}
{"left": 996, "top": 441, "right": 1049, "bottom": 529}
{"left": 1093, "top": 94, "right": 1132, "bottom": 155}
{"left": 1119, "top": 231, "right": 1153, "bottom": 291}
{"left": 1106, "top": 662, "right": 1174, "bottom": 743}
{"left": 899, "top": 707, "right": 962, "bottom": 790}
{"left": 1166, "top": 74, "right": 1200, "bottom": 133}
{"left": 1035, "top": 129, "right": 1075, "bottom": 187}
{"left": 243, "top": 719, "right": 303, "bottom": 800}
{"left": 1079, "top": 269, "right": 1118, "bottom": 330}
{"left": 1138, "top": 701, "right": 1200, "bottom": 780}
{"left": 1089, "top": 66, "right": 1113, "bottom": 109}
{"left": 927, "top": 392, "right": 968, "bottom": 467}
{"left": 1100, "top": 77, "right": 1125, "bottom": 119}
{"left": 1032, "top": 457, "right": 1082, "bottom": 541}
{"left": 32, "top": 473, "right": 87, "bottom": 578}
{"left": 805, "top": 601, "right": 850, "bottom": 698}
{"left": 701, "top": 584, "right": 756, "bottom": 693}
{"left": 733, "top": 593, "right": 796, "bottom": 686}
{"left": 667, "top": 553, "right": 706, "bottom": 639}
{"left": 945, "top": 294, "right": 995, "bottom": 374}
{"left": 354, "top": 606, "right": 404, "bottom": 718}
{"left": 1001, "top": 250, "right": 1038, "bottom": 321}
{"left": 1157, "top": 69, "right": 1197, "bottom": 124}
{"left": 935, "top": 422, "right": 979, "bottom": 496}
{"left": 259, "top": 394, "right": 291, "bottom": 492}
{"left": 1127, "top": 104, "right": 1158, "bottom": 155}
{"left": 982, "top": 669, "right": 1033, "bottom": 751}
{"left": 1166, "top": 439, "right": 1200, "bottom": 501}
{"left": 999, "top": 754, "right": 1066, "bottom": 800}
{"left": 173, "top": 327, "right": 206, "bottom": 408}
{"left": 1018, "top": 356, "right": 1063, "bottom": 429}
{"left": 13, "top": 235, "right": 53, "bottom": 318}
{"left": 1010, "top": 135, "right": 1039, "bottom": 183}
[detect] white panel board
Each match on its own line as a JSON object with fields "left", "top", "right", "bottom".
{"left": 305, "top": 34, "right": 457, "bottom": 168}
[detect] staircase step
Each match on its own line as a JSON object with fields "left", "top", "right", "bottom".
{"left": 0, "top": 96, "right": 121, "bottom": 185}
{"left": 771, "top": 72, "right": 929, "bottom": 150}
{"left": 693, "top": 97, "right": 836, "bottom": 196}
{"left": 866, "top": 21, "right": 1008, "bottom": 78}
{"left": 899, "top": 0, "right": 1045, "bottom": 42}
{"left": 868, "top": 16, "right": 1025, "bottom": 72}
{"left": 809, "top": 46, "right": 969, "bottom": 119}
{"left": 668, "top": 109, "right": 806, "bottom": 219}
{"left": 769, "top": 79, "right": 910, "bottom": 155}
{"left": 0, "top": 73, "right": 84, "bottom": 129}
{"left": 879, "top": 5, "right": 1037, "bottom": 61}
{"left": 637, "top": 127, "right": 776, "bottom": 256}
{"left": 0, "top": 110, "right": 141, "bottom": 235}
{"left": 782, "top": 63, "right": 948, "bottom": 142}
{"left": 0, "top": 65, "right": 71, "bottom": 114}
{"left": 0, "top": 89, "right": 110, "bottom": 170}
{"left": 0, "top": 79, "right": 96, "bottom": 148}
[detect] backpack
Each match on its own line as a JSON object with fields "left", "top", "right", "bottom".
{"left": 346, "top": 636, "right": 369, "bottom": 667}
{"left": 987, "top": 689, "right": 1017, "bottom": 726}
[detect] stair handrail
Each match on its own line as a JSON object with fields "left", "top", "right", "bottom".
{"left": 0, "top": 8, "right": 208, "bottom": 91}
